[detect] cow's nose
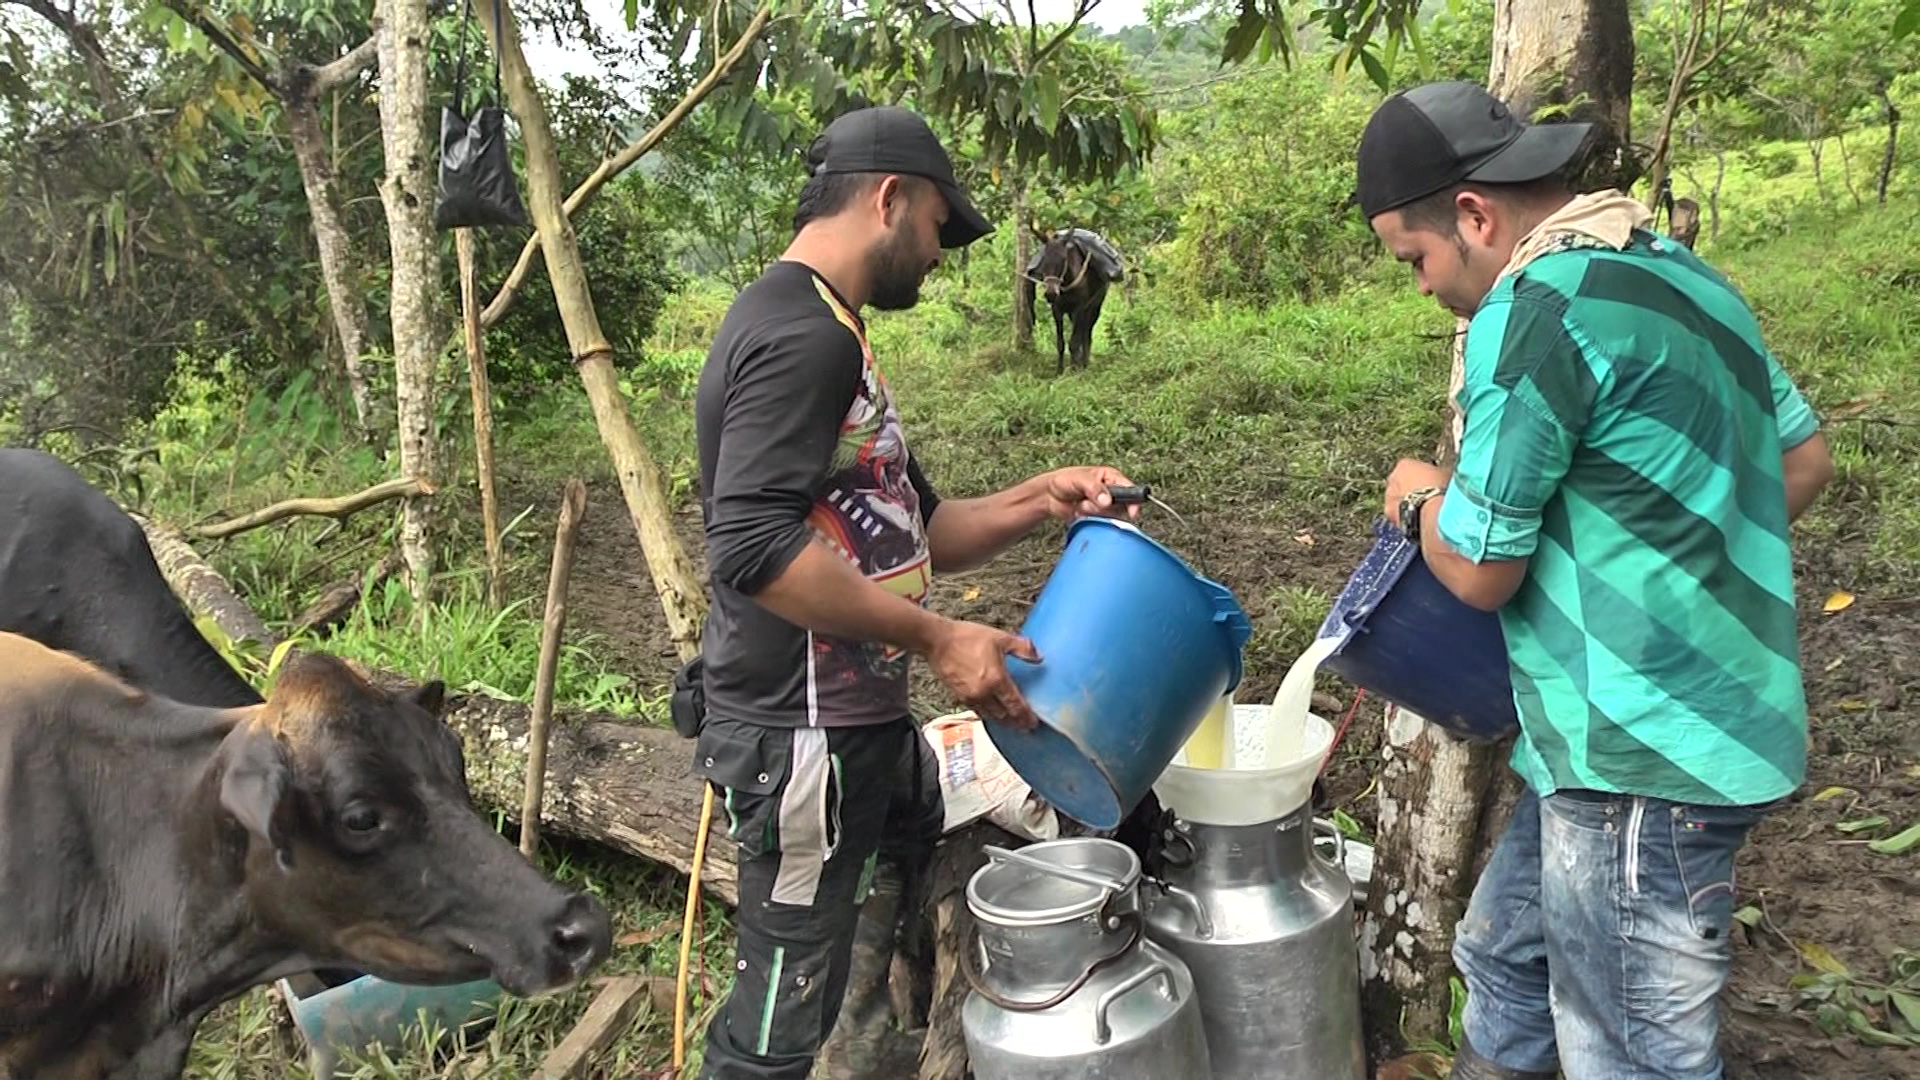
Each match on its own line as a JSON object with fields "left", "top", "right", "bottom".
{"left": 548, "top": 892, "right": 611, "bottom": 973}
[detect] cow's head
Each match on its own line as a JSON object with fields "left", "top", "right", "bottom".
{"left": 214, "top": 652, "right": 611, "bottom": 996}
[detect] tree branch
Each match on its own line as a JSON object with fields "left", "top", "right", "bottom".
{"left": 1034, "top": 0, "right": 1099, "bottom": 65}
{"left": 6, "top": 0, "right": 122, "bottom": 105}
{"left": 308, "top": 36, "right": 380, "bottom": 96}
{"left": 190, "top": 477, "right": 434, "bottom": 540}
{"left": 476, "top": 3, "right": 772, "bottom": 331}
{"left": 164, "top": 0, "right": 280, "bottom": 93}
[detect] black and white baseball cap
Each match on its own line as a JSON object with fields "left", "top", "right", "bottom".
{"left": 804, "top": 106, "right": 994, "bottom": 249}
{"left": 1355, "top": 81, "right": 1594, "bottom": 219}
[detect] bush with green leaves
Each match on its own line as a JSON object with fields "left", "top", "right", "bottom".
{"left": 1154, "top": 66, "right": 1382, "bottom": 305}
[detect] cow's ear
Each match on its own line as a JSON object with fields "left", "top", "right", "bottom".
{"left": 408, "top": 680, "right": 446, "bottom": 718}
{"left": 219, "top": 726, "right": 295, "bottom": 871}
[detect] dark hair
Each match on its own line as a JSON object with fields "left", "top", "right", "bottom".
{"left": 1398, "top": 177, "right": 1573, "bottom": 244}
{"left": 790, "top": 172, "right": 928, "bottom": 233}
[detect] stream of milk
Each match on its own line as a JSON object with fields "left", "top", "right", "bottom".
{"left": 1252, "top": 634, "right": 1342, "bottom": 768}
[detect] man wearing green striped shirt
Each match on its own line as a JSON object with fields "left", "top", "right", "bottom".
{"left": 1355, "top": 82, "right": 1835, "bottom": 1080}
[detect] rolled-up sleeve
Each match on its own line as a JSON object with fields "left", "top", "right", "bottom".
{"left": 1437, "top": 295, "right": 1589, "bottom": 564}
{"left": 704, "top": 318, "right": 862, "bottom": 594}
{"left": 1765, "top": 348, "right": 1820, "bottom": 450}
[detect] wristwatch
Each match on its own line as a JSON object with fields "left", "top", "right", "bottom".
{"left": 1399, "top": 486, "right": 1444, "bottom": 544}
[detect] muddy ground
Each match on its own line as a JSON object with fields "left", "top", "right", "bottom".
{"left": 509, "top": 472, "right": 1920, "bottom": 1080}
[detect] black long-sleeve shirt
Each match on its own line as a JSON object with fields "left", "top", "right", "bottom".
{"left": 694, "top": 260, "right": 942, "bottom": 728}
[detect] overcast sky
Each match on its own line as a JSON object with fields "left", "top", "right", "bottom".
{"left": 519, "top": 0, "right": 1155, "bottom": 81}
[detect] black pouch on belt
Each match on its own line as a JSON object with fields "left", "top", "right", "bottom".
{"left": 669, "top": 655, "right": 705, "bottom": 739}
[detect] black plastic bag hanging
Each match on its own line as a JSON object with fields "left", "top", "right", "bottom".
{"left": 432, "top": 0, "right": 529, "bottom": 231}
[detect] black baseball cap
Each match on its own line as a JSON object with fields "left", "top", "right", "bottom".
{"left": 804, "top": 106, "right": 994, "bottom": 249}
{"left": 1355, "top": 81, "right": 1593, "bottom": 219}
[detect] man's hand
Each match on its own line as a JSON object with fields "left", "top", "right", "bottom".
{"left": 1384, "top": 458, "right": 1449, "bottom": 526}
{"left": 1042, "top": 465, "right": 1141, "bottom": 522}
{"left": 925, "top": 618, "right": 1045, "bottom": 731}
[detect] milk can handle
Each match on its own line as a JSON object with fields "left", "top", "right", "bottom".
{"left": 1312, "top": 816, "right": 1347, "bottom": 870}
{"left": 1092, "top": 956, "right": 1175, "bottom": 1046}
{"left": 1156, "top": 882, "right": 1213, "bottom": 939}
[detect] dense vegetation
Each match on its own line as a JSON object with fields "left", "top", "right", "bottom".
{"left": 3, "top": 0, "right": 1919, "bottom": 1074}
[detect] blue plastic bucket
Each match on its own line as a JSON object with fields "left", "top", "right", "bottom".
{"left": 1315, "top": 517, "right": 1520, "bottom": 742}
{"left": 982, "top": 517, "right": 1252, "bottom": 830}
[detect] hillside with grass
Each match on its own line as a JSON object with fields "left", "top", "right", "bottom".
{"left": 4, "top": 0, "right": 1920, "bottom": 1076}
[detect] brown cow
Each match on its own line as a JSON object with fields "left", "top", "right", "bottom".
{"left": 0, "top": 633, "right": 612, "bottom": 1079}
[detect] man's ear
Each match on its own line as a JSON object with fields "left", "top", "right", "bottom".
{"left": 408, "top": 679, "right": 447, "bottom": 718}
{"left": 218, "top": 726, "right": 295, "bottom": 871}
{"left": 1456, "top": 190, "right": 1498, "bottom": 242}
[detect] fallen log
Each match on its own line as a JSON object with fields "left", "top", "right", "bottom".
{"left": 191, "top": 476, "right": 433, "bottom": 541}
{"left": 136, "top": 514, "right": 276, "bottom": 646}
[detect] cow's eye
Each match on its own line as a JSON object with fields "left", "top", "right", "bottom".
{"left": 340, "top": 804, "right": 382, "bottom": 835}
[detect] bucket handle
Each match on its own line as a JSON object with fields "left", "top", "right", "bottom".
{"left": 960, "top": 912, "right": 1144, "bottom": 1015}
{"left": 984, "top": 844, "right": 1127, "bottom": 898}
{"left": 1093, "top": 955, "right": 1175, "bottom": 1045}
{"left": 1312, "top": 816, "right": 1347, "bottom": 871}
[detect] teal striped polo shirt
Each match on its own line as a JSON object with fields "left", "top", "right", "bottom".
{"left": 1435, "top": 229, "right": 1819, "bottom": 807}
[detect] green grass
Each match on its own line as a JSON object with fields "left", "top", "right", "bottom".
{"left": 149, "top": 132, "right": 1920, "bottom": 1076}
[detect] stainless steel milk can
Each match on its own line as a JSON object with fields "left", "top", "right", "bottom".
{"left": 1142, "top": 805, "right": 1368, "bottom": 1078}
{"left": 961, "top": 837, "right": 1212, "bottom": 1080}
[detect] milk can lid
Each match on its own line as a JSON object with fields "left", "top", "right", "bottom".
{"left": 964, "top": 838, "right": 1140, "bottom": 927}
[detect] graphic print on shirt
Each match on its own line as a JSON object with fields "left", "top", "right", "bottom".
{"left": 804, "top": 277, "right": 933, "bottom": 710}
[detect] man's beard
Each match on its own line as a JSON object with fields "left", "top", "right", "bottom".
{"left": 868, "top": 229, "right": 927, "bottom": 311}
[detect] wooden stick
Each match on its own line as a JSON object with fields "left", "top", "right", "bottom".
{"left": 189, "top": 477, "right": 432, "bottom": 540}
{"left": 536, "top": 974, "right": 652, "bottom": 1080}
{"left": 522, "top": 478, "right": 587, "bottom": 859}
{"left": 456, "top": 227, "right": 507, "bottom": 610}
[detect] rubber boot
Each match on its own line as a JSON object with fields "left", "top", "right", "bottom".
{"left": 811, "top": 859, "right": 904, "bottom": 1080}
{"left": 1447, "top": 1034, "right": 1559, "bottom": 1080}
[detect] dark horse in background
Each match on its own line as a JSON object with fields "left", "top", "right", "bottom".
{"left": 1022, "top": 228, "right": 1125, "bottom": 374}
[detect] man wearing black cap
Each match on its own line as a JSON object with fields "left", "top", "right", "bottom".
{"left": 689, "top": 105, "right": 1139, "bottom": 1079}
{"left": 1354, "top": 82, "right": 1833, "bottom": 1080}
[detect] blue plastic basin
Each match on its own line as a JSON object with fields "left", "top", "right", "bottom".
{"left": 277, "top": 971, "right": 503, "bottom": 1077}
{"left": 1315, "top": 517, "right": 1520, "bottom": 743}
{"left": 982, "top": 517, "right": 1252, "bottom": 830}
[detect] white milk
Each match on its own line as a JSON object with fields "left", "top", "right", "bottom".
{"left": 1250, "top": 635, "right": 1342, "bottom": 769}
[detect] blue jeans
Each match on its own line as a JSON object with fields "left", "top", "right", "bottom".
{"left": 1452, "top": 784, "right": 1769, "bottom": 1079}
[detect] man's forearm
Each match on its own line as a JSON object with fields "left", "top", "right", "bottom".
{"left": 925, "top": 474, "right": 1054, "bottom": 573}
{"left": 1783, "top": 431, "right": 1834, "bottom": 523}
{"left": 750, "top": 540, "right": 951, "bottom": 653}
{"left": 1416, "top": 495, "right": 1529, "bottom": 612}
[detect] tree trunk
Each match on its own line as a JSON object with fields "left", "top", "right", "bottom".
{"left": 1013, "top": 182, "right": 1033, "bottom": 351}
{"left": 1878, "top": 84, "right": 1900, "bottom": 207}
{"left": 287, "top": 93, "right": 376, "bottom": 441}
{"left": 477, "top": 0, "right": 708, "bottom": 662}
{"left": 1642, "top": 0, "right": 1705, "bottom": 209}
{"left": 376, "top": 0, "right": 442, "bottom": 608}
{"left": 456, "top": 228, "right": 507, "bottom": 609}
{"left": 1709, "top": 149, "right": 1725, "bottom": 239}
{"left": 1837, "top": 130, "right": 1862, "bottom": 209}
{"left": 1361, "top": 706, "right": 1514, "bottom": 1050}
{"left": 1488, "top": 0, "right": 1637, "bottom": 191}
{"left": 1362, "top": 0, "right": 1634, "bottom": 1051}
